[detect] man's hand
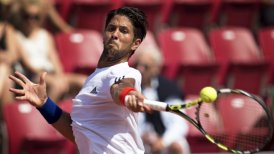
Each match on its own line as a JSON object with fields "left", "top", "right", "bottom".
{"left": 125, "top": 91, "right": 151, "bottom": 112}
{"left": 9, "top": 71, "right": 48, "bottom": 108}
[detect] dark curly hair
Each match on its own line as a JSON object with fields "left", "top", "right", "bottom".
{"left": 104, "top": 7, "right": 148, "bottom": 41}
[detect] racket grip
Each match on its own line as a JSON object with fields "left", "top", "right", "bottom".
{"left": 124, "top": 96, "right": 167, "bottom": 111}
{"left": 143, "top": 99, "right": 167, "bottom": 111}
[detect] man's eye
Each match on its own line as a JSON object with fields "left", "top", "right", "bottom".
{"left": 107, "top": 26, "right": 116, "bottom": 32}
{"left": 120, "top": 28, "right": 128, "bottom": 34}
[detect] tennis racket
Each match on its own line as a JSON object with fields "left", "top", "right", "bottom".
{"left": 142, "top": 87, "right": 274, "bottom": 154}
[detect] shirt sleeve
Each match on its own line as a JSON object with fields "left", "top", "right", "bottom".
{"left": 109, "top": 67, "right": 142, "bottom": 92}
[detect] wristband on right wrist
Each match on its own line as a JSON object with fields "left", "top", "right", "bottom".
{"left": 119, "top": 87, "right": 136, "bottom": 106}
{"left": 37, "top": 97, "right": 63, "bottom": 124}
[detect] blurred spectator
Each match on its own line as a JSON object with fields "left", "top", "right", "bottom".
{"left": 260, "top": 0, "right": 274, "bottom": 27}
{"left": 9, "top": 0, "right": 73, "bottom": 33}
{"left": 14, "top": 0, "right": 86, "bottom": 101}
{"left": 135, "top": 46, "right": 190, "bottom": 154}
{"left": 0, "top": 0, "right": 19, "bottom": 110}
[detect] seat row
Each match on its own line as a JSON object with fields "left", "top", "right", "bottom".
{"left": 54, "top": 27, "right": 274, "bottom": 98}
{"left": 53, "top": 0, "right": 265, "bottom": 33}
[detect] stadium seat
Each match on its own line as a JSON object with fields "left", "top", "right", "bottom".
{"left": 258, "top": 27, "right": 274, "bottom": 84}
{"left": 157, "top": 28, "right": 219, "bottom": 95}
{"left": 55, "top": 29, "right": 103, "bottom": 75}
{"left": 59, "top": 98, "right": 74, "bottom": 113}
{"left": 162, "top": 0, "right": 213, "bottom": 30}
{"left": 184, "top": 95, "right": 221, "bottom": 153}
{"left": 69, "top": 0, "right": 113, "bottom": 32}
{"left": 216, "top": 0, "right": 260, "bottom": 29}
{"left": 216, "top": 94, "right": 271, "bottom": 150}
{"left": 2, "top": 101, "right": 74, "bottom": 154}
{"left": 217, "top": 94, "right": 266, "bottom": 134}
{"left": 209, "top": 27, "right": 268, "bottom": 95}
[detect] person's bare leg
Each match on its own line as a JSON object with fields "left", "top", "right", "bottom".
{"left": 0, "top": 64, "right": 12, "bottom": 121}
{"left": 65, "top": 73, "right": 87, "bottom": 96}
{"left": 0, "top": 64, "right": 7, "bottom": 95}
{"left": 46, "top": 74, "right": 69, "bottom": 101}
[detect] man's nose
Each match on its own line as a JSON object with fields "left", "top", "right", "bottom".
{"left": 111, "top": 29, "right": 119, "bottom": 39}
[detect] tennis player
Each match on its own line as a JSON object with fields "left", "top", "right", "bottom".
{"left": 9, "top": 7, "right": 151, "bottom": 154}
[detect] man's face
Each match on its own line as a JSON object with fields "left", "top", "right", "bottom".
{"left": 103, "top": 15, "right": 141, "bottom": 61}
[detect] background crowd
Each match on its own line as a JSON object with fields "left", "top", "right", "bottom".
{"left": 1, "top": 0, "right": 274, "bottom": 154}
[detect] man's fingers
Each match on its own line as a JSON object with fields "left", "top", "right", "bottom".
{"left": 15, "top": 71, "right": 31, "bottom": 84}
{"left": 39, "top": 72, "right": 47, "bottom": 86}
{"left": 144, "top": 105, "right": 152, "bottom": 113}
{"left": 9, "top": 74, "right": 25, "bottom": 87}
{"left": 9, "top": 88, "right": 25, "bottom": 95}
{"left": 15, "top": 95, "right": 27, "bottom": 101}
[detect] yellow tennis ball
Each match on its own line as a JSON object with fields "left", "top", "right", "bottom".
{"left": 200, "top": 87, "right": 217, "bottom": 103}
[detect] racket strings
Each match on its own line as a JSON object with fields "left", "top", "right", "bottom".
{"left": 198, "top": 94, "right": 273, "bottom": 152}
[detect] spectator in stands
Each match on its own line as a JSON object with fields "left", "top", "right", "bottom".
{"left": 0, "top": 0, "right": 19, "bottom": 109}
{"left": 134, "top": 45, "right": 190, "bottom": 154}
{"left": 9, "top": 0, "right": 73, "bottom": 33}
{"left": 15, "top": 0, "right": 86, "bottom": 101}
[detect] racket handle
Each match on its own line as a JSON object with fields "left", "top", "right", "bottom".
{"left": 124, "top": 96, "right": 167, "bottom": 111}
{"left": 143, "top": 99, "right": 167, "bottom": 111}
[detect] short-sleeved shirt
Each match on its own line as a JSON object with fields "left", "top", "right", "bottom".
{"left": 71, "top": 62, "right": 144, "bottom": 154}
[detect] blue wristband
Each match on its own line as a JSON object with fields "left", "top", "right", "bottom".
{"left": 37, "top": 97, "right": 63, "bottom": 124}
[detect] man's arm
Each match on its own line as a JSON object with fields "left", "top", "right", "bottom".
{"left": 110, "top": 78, "right": 150, "bottom": 112}
{"left": 9, "top": 71, "right": 75, "bottom": 143}
{"left": 52, "top": 112, "right": 75, "bottom": 143}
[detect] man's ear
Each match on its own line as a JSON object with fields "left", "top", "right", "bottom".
{"left": 131, "top": 38, "right": 142, "bottom": 51}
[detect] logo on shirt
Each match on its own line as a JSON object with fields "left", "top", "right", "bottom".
{"left": 114, "top": 76, "right": 125, "bottom": 84}
{"left": 90, "top": 87, "right": 98, "bottom": 94}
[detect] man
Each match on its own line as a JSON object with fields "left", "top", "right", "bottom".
{"left": 9, "top": 7, "right": 151, "bottom": 154}
{"left": 134, "top": 46, "right": 190, "bottom": 154}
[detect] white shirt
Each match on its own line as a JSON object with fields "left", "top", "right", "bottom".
{"left": 16, "top": 29, "right": 54, "bottom": 72}
{"left": 71, "top": 62, "right": 144, "bottom": 154}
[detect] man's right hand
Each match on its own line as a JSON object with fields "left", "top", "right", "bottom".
{"left": 9, "top": 71, "right": 48, "bottom": 108}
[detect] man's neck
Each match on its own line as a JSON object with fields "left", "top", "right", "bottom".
{"left": 97, "top": 59, "right": 128, "bottom": 68}
{"left": 97, "top": 49, "right": 130, "bottom": 68}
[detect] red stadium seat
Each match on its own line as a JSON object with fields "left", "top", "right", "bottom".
{"left": 55, "top": 29, "right": 103, "bottom": 75}
{"left": 2, "top": 101, "right": 74, "bottom": 154}
{"left": 209, "top": 27, "right": 268, "bottom": 95}
{"left": 59, "top": 98, "right": 73, "bottom": 113}
{"left": 258, "top": 27, "right": 274, "bottom": 84}
{"left": 216, "top": 94, "right": 270, "bottom": 149}
{"left": 162, "top": 0, "right": 213, "bottom": 30}
{"left": 217, "top": 0, "right": 260, "bottom": 29}
{"left": 70, "top": 0, "right": 114, "bottom": 32}
{"left": 185, "top": 95, "right": 220, "bottom": 153}
{"left": 157, "top": 28, "right": 219, "bottom": 95}
{"left": 217, "top": 95, "right": 266, "bottom": 134}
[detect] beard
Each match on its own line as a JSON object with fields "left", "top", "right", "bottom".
{"left": 101, "top": 47, "right": 131, "bottom": 62}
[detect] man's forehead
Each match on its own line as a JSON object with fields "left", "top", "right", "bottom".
{"left": 108, "top": 15, "right": 133, "bottom": 27}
